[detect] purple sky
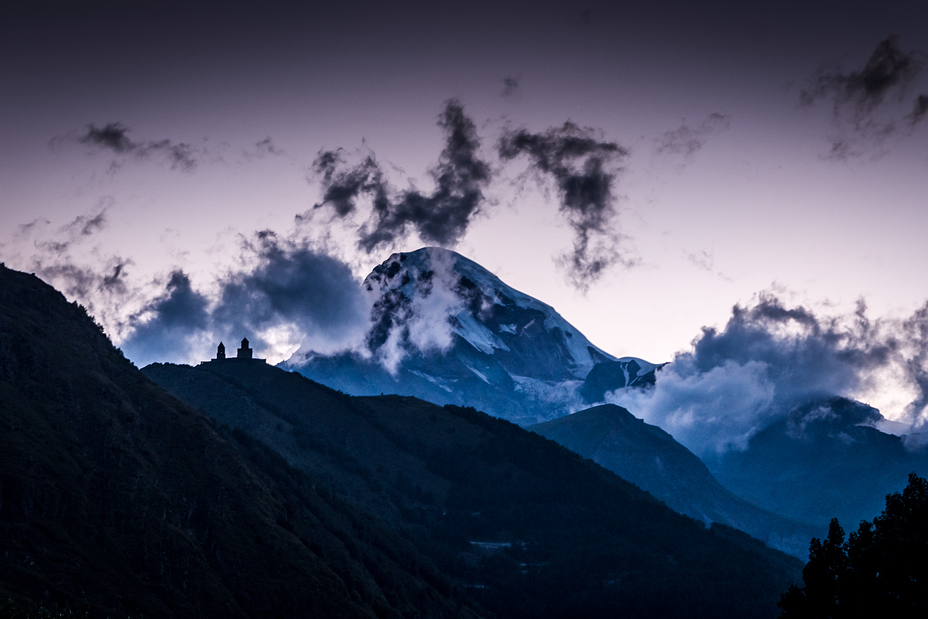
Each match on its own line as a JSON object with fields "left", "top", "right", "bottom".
{"left": 3, "top": 0, "right": 928, "bottom": 421}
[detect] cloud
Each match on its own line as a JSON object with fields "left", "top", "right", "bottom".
{"left": 498, "top": 121, "right": 632, "bottom": 290}
{"left": 311, "top": 99, "right": 492, "bottom": 253}
{"left": 683, "top": 248, "right": 732, "bottom": 281}
{"left": 501, "top": 76, "right": 521, "bottom": 99}
{"left": 607, "top": 292, "right": 928, "bottom": 456}
{"left": 38, "top": 258, "right": 132, "bottom": 302}
{"left": 800, "top": 36, "right": 926, "bottom": 154}
{"left": 907, "top": 94, "right": 928, "bottom": 125}
{"left": 119, "top": 231, "right": 372, "bottom": 367}
{"left": 211, "top": 231, "right": 371, "bottom": 352}
{"left": 363, "top": 247, "right": 465, "bottom": 374}
{"left": 8, "top": 202, "right": 139, "bottom": 335}
{"left": 802, "top": 37, "right": 922, "bottom": 114}
{"left": 119, "top": 270, "right": 211, "bottom": 364}
{"left": 243, "top": 136, "right": 284, "bottom": 161}
{"left": 656, "top": 113, "right": 731, "bottom": 158}
{"left": 76, "top": 122, "right": 198, "bottom": 171}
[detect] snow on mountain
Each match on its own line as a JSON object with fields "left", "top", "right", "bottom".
{"left": 283, "top": 247, "right": 655, "bottom": 424}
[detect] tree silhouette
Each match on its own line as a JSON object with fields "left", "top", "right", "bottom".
{"left": 780, "top": 473, "right": 928, "bottom": 618}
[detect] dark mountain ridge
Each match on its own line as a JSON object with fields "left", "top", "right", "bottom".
{"left": 144, "top": 357, "right": 802, "bottom": 619}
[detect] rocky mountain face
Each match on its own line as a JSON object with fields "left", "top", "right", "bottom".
{"left": 528, "top": 405, "right": 820, "bottom": 558}
{"left": 144, "top": 359, "right": 801, "bottom": 619}
{"left": 707, "top": 396, "right": 928, "bottom": 529}
{"left": 284, "top": 247, "right": 655, "bottom": 425}
{"left": 0, "top": 265, "right": 478, "bottom": 619}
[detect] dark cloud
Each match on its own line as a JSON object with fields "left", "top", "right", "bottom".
{"left": 802, "top": 37, "right": 922, "bottom": 114}
{"left": 81, "top": 123, "right": 134, "bottom": 152}
{"left": 907, "top": 94, "right": 928, "bottom": 125}
{"left": 501, "top": 76, "right": 521, "bottom": 99}
{"left": 243, "top": 136, "right": 284, "bottom": 161}
{"left": 312, "top": 151, "right": 387, "bottom": 218}
{"left": 311, "top": 99, "right": 491, "bottom": 253}
{"left": 801, "top": 36, "right": 926, "bottom": 153}
{"left": 902, "top": 303, "right": 928, "bottom": 425}
{"left": 822, "top": 139, "right": 860, "bottom": 162}
{"left": 119, "top": 232, "right": 372, "bottom": 367}
{"left": 38, "top": 257, "right": 132, "bottom": 301}
{"left": 498, "top": 121, "right": 631, "bottom": 289}
{"left": 684, "top": 295, "right": 896, "bottom": 398}
{"left": 119, "top": 270, "right": 211, "bottom": 364}
{"left": 607, "top": 293, "right": 928, "bottom": 456}
{"left": 656, "top": 113, "right": 731, "bottom": 158}
{"left": 212, "top": 231, "right": 370, "bottom": 346}
{"left": 76, "top": 122, "right": 198, "bottom": 171}
{"left": 24, "top": 202, "right": 112, "bottom": 257}
{"left": 59, "top": 208, "right": 108, "bottom": 242}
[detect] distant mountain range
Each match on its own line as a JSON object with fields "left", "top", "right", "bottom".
{"left": 528, "top": 404, "right": 820, "bottom": 557}
{"left": 283, "top": 246, "right": 927, "bottom": 550}
{"left": 283, "top": 247, "right": 656, "bottom": 425}
{"left": 707, "top": 396, "right": 928, "bottom": 529}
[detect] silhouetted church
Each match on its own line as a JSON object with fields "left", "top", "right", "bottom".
{"left": 209, "top": 337, "right": 266, "bottom": 363}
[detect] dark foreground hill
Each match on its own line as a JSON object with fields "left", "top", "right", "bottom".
{"left": 0, "top": 265, "right": 478, "bottom": 618}
{"left": 528, "top": 405, "right": 821, "bottom": 558}
{"left": 144, "top": 358, "right": 802, "bottom": 619}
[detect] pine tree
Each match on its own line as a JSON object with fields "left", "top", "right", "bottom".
{"left": 779, "top": 473, "right": 928, "bottom": 618}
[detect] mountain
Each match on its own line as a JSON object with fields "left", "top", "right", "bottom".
{"left": 528, "top": 404, "right": 821, "bottom": 558}
{"left": 707, "top": 396, "right": 928, "bottom": 529}
{"left": 144, "top": 358, "right": 802, "bottom": 619}
{"left": 0, "top": 264, "right": 478, "bottom": 618}
{"left": 282, "top": 247, "right": 655, "bottom": 425}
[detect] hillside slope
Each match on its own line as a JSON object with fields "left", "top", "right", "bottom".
{"left": 145, "top": 358, "right": 802, "bottom": 619}
{"left": 528, "top": 405, "right": 820, "bottom": 557}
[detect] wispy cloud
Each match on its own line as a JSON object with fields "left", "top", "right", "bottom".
{"left": 242, "top": 136, "right": 284, "bottom": 161}
{"left": 801, "top": 36, "right": 927, "bottom": 158}
{"left": 310, "top": 99, "right": 492, "bottom": 253}
{"left": 498, "top": 121, "right": 633, "bottom": 290}
{"left": 501, "top": 75, "right": 522, "bottom": 100}
{"left": 69, "top": 122, "right": 199, "bottom": 171}
{"left": 608, "top": 292, "right": 928, "bottom": 456}
{"left": 656, "top": 113, "right": 731, "bottom": 159}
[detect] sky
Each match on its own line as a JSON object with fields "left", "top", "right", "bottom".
{"left": 3, "top": 0, "right": 928, "bottom": 425}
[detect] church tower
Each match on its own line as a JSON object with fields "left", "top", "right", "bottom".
{"left": 237, "top": 337, "right": 253, "bottom": 359}
{"left": 216, "top": 341, "right": 226, "bottom": 360}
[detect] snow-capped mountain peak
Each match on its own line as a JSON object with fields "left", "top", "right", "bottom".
{"left": 285, "top": 247, "right": 655, "bottom": 424}
{"left": 363, "top": 247, "right": 616, "bottom": 379}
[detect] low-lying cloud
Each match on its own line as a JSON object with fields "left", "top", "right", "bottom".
{"left": 120, "top": 232, "right": 372, "bottom": 367}
{"left": 607, "top": 293, "right": 928, "bottom": 456}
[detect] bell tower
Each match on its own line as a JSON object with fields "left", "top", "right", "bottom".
{"left": 237, "top": 337, "right": 253, "bottom": 359}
